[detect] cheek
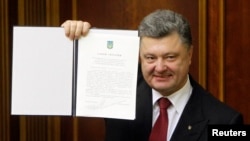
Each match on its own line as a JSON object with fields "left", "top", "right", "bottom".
{"left": 166, "top": 59, "right": 187, "bottom": 72}
{"left": 175, "top": 59, "right": 191, "bottom": 72}
{"left": 141, "top": 62, "right": 155, "bottom": 74}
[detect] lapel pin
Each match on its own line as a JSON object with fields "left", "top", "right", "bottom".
{"left": 188, "top": 125, "right": 192, "bottom": 130}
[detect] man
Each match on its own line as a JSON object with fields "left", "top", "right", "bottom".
{"left": 62, "top": 9, "right": 243, "bottom": 141}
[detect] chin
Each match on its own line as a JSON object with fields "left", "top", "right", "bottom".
{"left": 152, "top": 84, "right": 170, "bottom": 91}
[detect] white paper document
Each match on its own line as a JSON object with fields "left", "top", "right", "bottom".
{"left": 11, "top": 26, "right": 139, "bottom": 120}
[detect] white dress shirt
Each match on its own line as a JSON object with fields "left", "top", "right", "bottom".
{"left": 152, "top": 75, "right": 193, "bottom": 141}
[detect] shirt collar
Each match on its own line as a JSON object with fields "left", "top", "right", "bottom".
{"left": 152, "top": 75, "right": 193, "bottom": 114}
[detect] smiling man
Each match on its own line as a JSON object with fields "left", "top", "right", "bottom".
{"left": 62, "top": 9, "right": 243, "bottom": 141}
{"left": 139, "top": 32, "right": 192, "bottom": 96}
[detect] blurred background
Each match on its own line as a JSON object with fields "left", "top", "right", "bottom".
{"left": 1, "top": 0, "right": 250, "bottom": 141}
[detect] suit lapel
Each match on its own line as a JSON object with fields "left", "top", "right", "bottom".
{"left": 136, "top": 64, "right": 153, "bottom": 129}
{"left": 135, "top": 68, "right": 209, "bottom": 141}
{"left": 170, "top": 78, "right": 209, "bottom": 141}
{"left": 130, "top": 67, "right": 153, "bottom": 140}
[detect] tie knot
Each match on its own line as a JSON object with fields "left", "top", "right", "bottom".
{"left": 158, "top": 98, "right": 171, "bottom": 109}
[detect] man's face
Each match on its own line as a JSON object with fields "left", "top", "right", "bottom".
{"left": 139, "top": 32, "right": 193, "bottom": 96}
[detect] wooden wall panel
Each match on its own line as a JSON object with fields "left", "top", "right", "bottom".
{"left": 207, "top": 0, "right": 250, "bottom": 124}
{"left": 224, "top": 0, "right": 250, "bottom": 124}
{"left": 17, "top": 0, "right": 48, "bottom": 140}
{"left": 76, "top": 0, "right": 199, "bottom": 80}
{"left": 0, "top": 0, "right": 11, "bottom": 141}
{"left": 77, "top": 117, "right": 105, "bottom": 141}
{"left": 207, "top": 0, "right": 225, "bottom": 100}
{"left": 59, "top": 0, "right": 72, "bottom": 23}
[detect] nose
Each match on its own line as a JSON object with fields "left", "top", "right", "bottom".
{"left": 155, "top": 59, "right": 167, "bottom": 72}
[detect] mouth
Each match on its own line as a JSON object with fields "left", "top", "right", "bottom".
{"left": 153, "top": 73, "right": 173, "bottom": 81}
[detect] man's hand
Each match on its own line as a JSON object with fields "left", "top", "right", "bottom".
{"left": 61, "top": 20, "right": 91, "bottom": 40}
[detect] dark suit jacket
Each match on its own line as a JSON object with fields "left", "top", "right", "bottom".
{"left": 104, "top": 67, "right": 243, "bottom": 141}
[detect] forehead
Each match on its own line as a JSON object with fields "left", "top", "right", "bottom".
{"left": 140, "top": 33, "right": 186, "bottom": 53}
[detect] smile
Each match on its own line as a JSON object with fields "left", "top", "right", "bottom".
{"left": 153, "top": 74, "right": 173, "bottom": 81}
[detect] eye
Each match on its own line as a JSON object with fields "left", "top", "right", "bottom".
{"left": 144, "top": 55, "right": 156, "bottom": 62}
{"left": 167, "top": 56, "right": 175, "bottom": 59}
{"left": 147, "top": 56, "right": 155, "bottom": 60}
{"left": 166, "top": 55, "right": 176, "bottom": 61}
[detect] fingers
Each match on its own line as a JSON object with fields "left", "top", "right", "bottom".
{"left": 61, "top": 20, "right": 91, "bottom": 40}
{"left": 82, "top": 22, "right": 91, "bottom": 36}
{"left": 61, "top": 20, "right": 72, "bottom": 39}
{"left": 74, "top": 21, "right": 84, "bottom": 39}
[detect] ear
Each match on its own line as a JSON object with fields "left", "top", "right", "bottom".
{"left": 188, "top": 45, "right": 193, "bottom": 65}
{"left": 138, "top": 45, "right": 142, "bottom": 63}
